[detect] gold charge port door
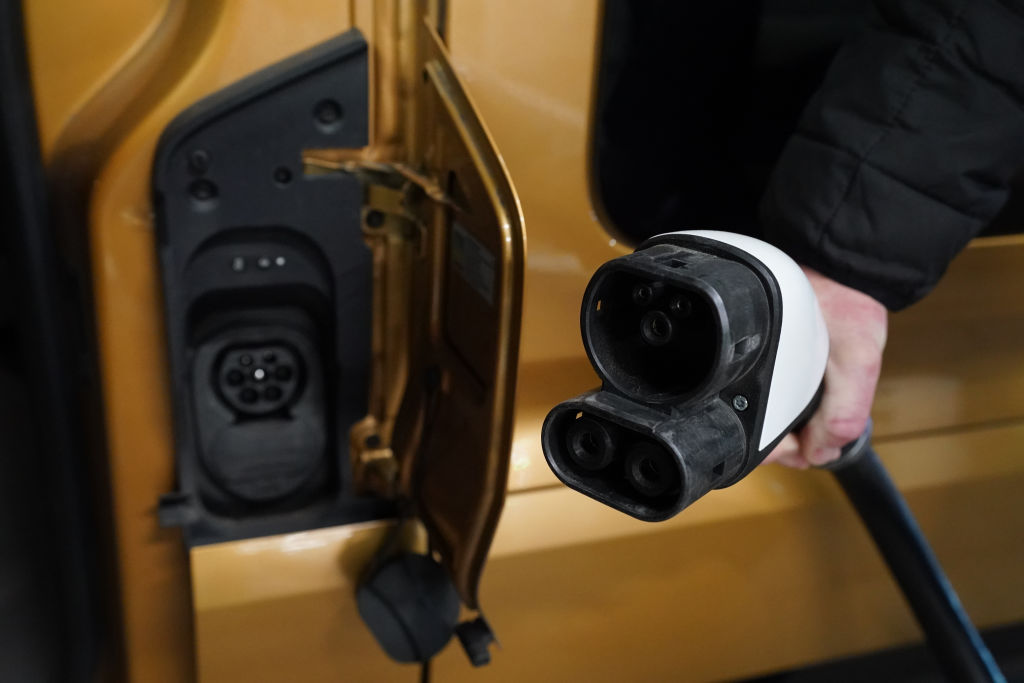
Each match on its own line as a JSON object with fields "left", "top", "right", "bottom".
{"left": 313, "top": 22, "right": 525, "bottom": 610}
{"left": 400, "top": 25, "right": 525, "bottom": 608}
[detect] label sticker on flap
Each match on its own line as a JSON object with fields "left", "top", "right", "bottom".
{"left": 450, "top": 222, "right": 495, "bottom": 305}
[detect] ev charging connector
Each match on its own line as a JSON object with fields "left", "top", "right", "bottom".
{"left": 541, "top": 230, "right": 1005, "bottom": 682}
{"left": 542, "top": 230, "right": 827, "bottom": 520}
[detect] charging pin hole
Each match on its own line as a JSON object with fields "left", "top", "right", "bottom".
{"left": 640, "top": 311, "right": 674, "bottom": 346}
{"left": 632, "top": 283, "right": 654, "bottom": 305}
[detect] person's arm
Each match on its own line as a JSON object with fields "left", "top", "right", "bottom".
{"left": 760, "top": 0, "right": 1024, "bottom": 466}
{"left": 763, "top": 0, "right": 1024, "bottom": 309}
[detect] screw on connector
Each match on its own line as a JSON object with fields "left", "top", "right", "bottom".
{"left": 732, "top": 395, "right": 749, "bottom": 412}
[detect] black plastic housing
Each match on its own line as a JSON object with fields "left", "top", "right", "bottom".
{"left": 542, "top": 391, "right": 746, "bottom": 521}
{"left": 583, "top": 243, "right": 769, "bottom": 404}
{"left": 152, "top": 30, "right": 390, "bottom": 544}
{"left": 542, "top": 235, "right": 800, "bottom": 521}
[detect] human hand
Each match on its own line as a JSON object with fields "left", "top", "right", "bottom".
{"left": 764, "top": 267, "right": 888, "bottom": 468}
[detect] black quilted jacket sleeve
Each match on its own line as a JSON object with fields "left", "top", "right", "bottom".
{"left": 759, "top": 0, "right": 1024, "bottom": 310}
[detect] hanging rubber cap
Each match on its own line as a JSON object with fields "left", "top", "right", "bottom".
{"left": 356, "top": 553, "right": 460, "bottom": 663}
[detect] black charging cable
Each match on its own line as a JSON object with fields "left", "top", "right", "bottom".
{"left": 824, "top": 424, "right": 1006, "bottom": 682}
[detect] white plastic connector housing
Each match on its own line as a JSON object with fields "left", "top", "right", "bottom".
{"left": 668, "top": 230, "right": 829, "bottom": 450}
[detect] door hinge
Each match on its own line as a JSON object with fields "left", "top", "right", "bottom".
{"left": 305, "top": 151, "right": 462, "bottom": 213}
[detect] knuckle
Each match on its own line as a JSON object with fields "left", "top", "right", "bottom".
{"left": 826, "top": 415, "right": 868, "bottom": 444}
{"left": 841, "top": 345, "right": 883, "bottom": 374}
{"left": 809, "top": 447, "right": 841, "bottom": 466}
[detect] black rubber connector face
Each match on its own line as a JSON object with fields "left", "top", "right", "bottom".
{"left": 583, "top": 267, "right": 718, "bottom": 403}
{"left": 640, "top": 310, "right": 674, "bottom": 347}
{"left": 632, "top": 283, "right": 655, "bottom": 305}
{"left": 581, "top": 242, "right": 771, "bottom": 406}
{"left": 543, "top": 238, "right": 778, "bottom": 521}
{"left": 624, "top": 441, "right": 678, "bottom": 498}
{"left": 565, "top": 416, "right": 616, "bottom": 471}
{"left": 542, "top": 401, "right": 699, "bottom": 521}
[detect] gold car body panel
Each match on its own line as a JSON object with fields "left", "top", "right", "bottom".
{"left": 27, "top": 1, "right": 366, "bottom": 680}
{"left": 23, "top": 0, "right": 1024, "bottom": 681}
{"left": 192, "top": 519, "right": 418, "bottom": 682}
{"left": 192, "top": 421, "right": 1024, "bottom": 682}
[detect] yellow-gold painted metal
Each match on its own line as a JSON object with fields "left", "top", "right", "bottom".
{"left": 22, "top": 0, "right": 1024, "bottom": 680}
{"left": 23, "top": 0, "right": 170, "bottom": 158}
{"left": 192, "top": 520, "right": 423, "bottom": 682}
{"left": 27, "top": 2, "right": 359, "bottom": 680}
